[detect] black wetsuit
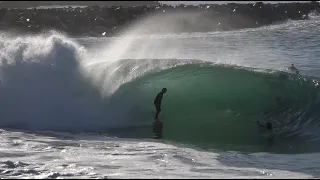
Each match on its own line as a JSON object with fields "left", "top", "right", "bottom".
{"left": 154, "top": 92, "right": 164, "bottom": 119}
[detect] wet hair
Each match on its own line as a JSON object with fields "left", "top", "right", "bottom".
{"left": 266, "top": 122, "right": 272, "bottom": 130}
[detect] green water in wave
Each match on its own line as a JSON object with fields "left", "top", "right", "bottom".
{"left": 109, "top": 63, "right": 320, "bottom": 151}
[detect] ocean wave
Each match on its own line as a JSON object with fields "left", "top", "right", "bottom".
{"left": 1, "top": 32, "right": 320, "bottom": 151}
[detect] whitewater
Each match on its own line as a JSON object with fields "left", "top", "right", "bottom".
{"left": 0, "top": 12, "right": 320, "bottom": 178}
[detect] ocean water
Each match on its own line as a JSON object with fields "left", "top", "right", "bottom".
{"left": 0, "top": 12, "right": 320, "bottom": 178}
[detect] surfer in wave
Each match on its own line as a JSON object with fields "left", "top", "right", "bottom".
{"left": 154, "top": 88, "right": 167, "bottom": 120}
{"left": 257, "top": 120, "right": 274, "bottom": 145}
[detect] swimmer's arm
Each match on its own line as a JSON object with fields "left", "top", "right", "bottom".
{"left": 256, "top": 121, "right": 265, "bottom": 128}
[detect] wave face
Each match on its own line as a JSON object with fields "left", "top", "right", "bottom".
{"left": 1, "top": 32, "right": 320, "bottom": 152}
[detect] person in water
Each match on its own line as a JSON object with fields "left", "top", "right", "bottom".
{"left": 154, "top": 88, "right": 167, "bottom": 120}
{"left": 257, "top": 121, "right": 272, "bottom": 131}
{"left": 288, "top": 64, "right": 299, "bottom": 75}
{"left": 257, "top": 120, "right": 274, "bottom": 146}
{"left": 257, "top": 120, "right": 273, "bottom": 139}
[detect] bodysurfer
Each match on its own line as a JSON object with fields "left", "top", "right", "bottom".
{"left": 154, "top": 88, "right": 167, "bottom": 120}
{"left": 257, "top": 120, "right": 274, "bottom": 145}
